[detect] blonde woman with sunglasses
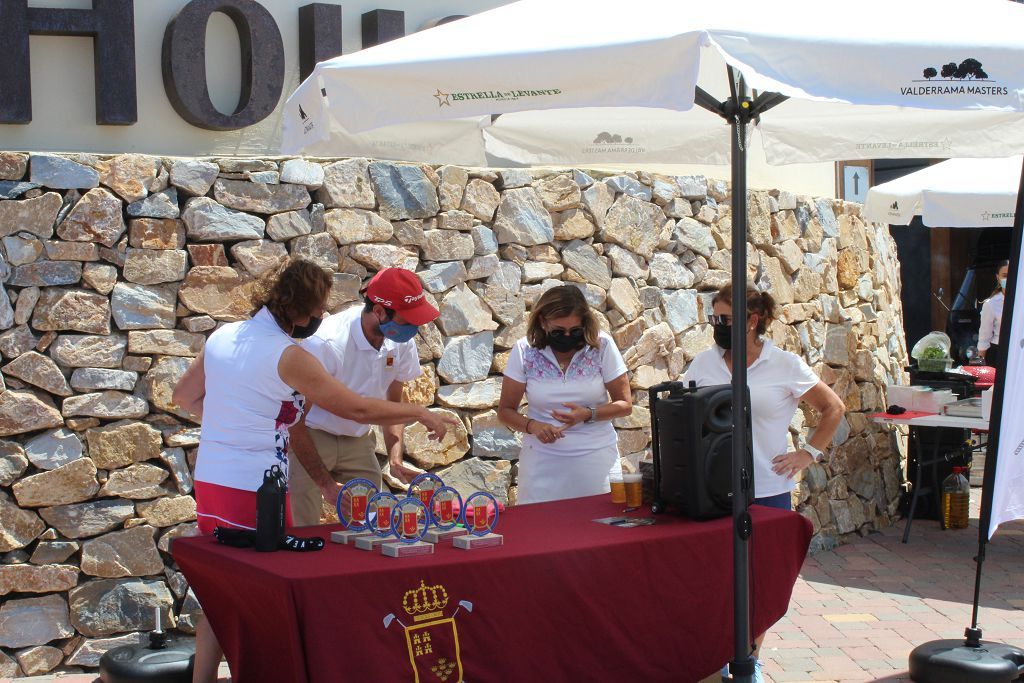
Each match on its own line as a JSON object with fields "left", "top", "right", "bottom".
{"left": 498, "top": 285, "right": 633, "bottom": 504}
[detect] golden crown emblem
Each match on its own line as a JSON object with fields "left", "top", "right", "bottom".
{"left": 403, "top": 580, "right": 449, "bottom": 619}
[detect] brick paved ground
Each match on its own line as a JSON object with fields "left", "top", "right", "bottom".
{"left": 758, "top": 489, "right": 1024, "bottom": 683}
{"left": 5, "top": 490, "right": 1021, "bottom": 683}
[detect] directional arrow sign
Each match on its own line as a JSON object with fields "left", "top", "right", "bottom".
{"left": 843, "top": 165, "right": 870, "bottom": 203}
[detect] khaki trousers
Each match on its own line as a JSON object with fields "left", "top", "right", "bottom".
{"left": 288, "top": 429, "right": 379, "bottom": 526}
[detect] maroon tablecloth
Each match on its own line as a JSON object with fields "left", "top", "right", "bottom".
{"left": 173, "top": 495, "right": 811, "bottom": 683}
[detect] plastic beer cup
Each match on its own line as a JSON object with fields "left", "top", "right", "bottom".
{"left": 609, "top": 475, "right": 626, "bottom": 504}
{"left": 623, "top": 473, "right": 643, "bottom": 508}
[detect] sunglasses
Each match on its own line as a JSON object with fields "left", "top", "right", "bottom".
{"left": 548, "top": 327, "right": 584, "bottom": 338}
{"left": 708, "top": 314, "right": 733, "bottom": 326}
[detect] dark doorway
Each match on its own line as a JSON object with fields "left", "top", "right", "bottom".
{"left": 874, "top": 159, "right": 933, "bottom": 355}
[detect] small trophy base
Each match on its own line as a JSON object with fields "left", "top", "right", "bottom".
{"left": 330, "top": 529, "right": 373, "bottom": 545}
{"left": 381, "top": 540, "right": 435, "bottom": 558}
{"left": 354, "top": 535, "right": 390, "bottom": 551}
{"left": 423, "top": 527, "right": 466, "bottom": 543}
{"left": 453, "top": 533, "right": 503, "bottom": 550}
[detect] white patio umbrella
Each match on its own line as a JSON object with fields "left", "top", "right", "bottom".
{"left": 283, "top": 1, "right": 1024, "bottom": 165}
{"left": 864, "top": 156, "right": 1023, "bottom": 228}
{"left": 281, "top": 1, "right": 1024, "bottom": 680}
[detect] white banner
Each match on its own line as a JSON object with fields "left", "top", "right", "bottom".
{"left": 989, "top": 255, "right": 1024, "bottom": 539}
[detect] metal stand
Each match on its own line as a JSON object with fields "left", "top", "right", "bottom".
{"left": 902, "top": 429, "right": 971, "bottom": 543}
{"left": 694, "top": 71, "right": 787, "bottom": 683}
{"left": 907, "top": 157, "right": 1024, "bottom": 683}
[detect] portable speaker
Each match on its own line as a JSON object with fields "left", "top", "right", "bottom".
{"left": 649, "top": 381, "right": 753, "bottom": 520}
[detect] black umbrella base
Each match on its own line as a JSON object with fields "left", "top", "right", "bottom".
{"left": 909, "top": 639, "right": 1024, "bottom": 683}
{"left": 99, "top": 638, "right": 195, "bottom": 683}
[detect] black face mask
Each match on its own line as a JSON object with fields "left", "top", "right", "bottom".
{"left": 547, "top": 328, "right": 585, "bottom": 353}
{"left": 291, "top": 316, "right": 323, "bottom": 339}
{"left": 713, "top": 323, "right": 732, "bottom": 350}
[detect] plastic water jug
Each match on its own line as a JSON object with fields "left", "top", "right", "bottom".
{"left": 940, "top": 467, "right": 970, "bottom": 530}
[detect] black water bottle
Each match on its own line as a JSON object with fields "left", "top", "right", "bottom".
{"left": 255, "top": 465, "right": 285, "bottom": 552}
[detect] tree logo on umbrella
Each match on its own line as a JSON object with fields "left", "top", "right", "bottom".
{"left": 921, "top": 58, "right": 989, "bottom": 81}
{"left": 584, "top": 131, "right": 645, "bottom": 154}
{"left": 904, "top": 59, "right": 1006, "bottom": 97}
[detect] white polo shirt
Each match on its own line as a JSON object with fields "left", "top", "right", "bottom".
{"left": 195, "top": 307, "right": 305, "bottom": 491}
{"left": 979, "top": 291, "right": 1004, "bottom": 351}
{"left": 682, "top": 340, "right": 820, "bottom": 498}
{"left": 503, "top": 332, "right": 628, "bottom": 458}
{"left": 302, "top": 306, "right": 421, "bottom": 437}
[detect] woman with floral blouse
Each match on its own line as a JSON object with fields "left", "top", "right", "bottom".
{"left": 498, "top": 285, "right": 633, "bottom": 504}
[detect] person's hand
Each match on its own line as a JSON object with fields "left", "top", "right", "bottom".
{"left": 980, "top": 348, "right": 988, "bottom": 361}
{"left": 319, "top": 480, "right": 343, "bottom": 510}
{"left": 389, "top": 459, "right": 420, "bottom": 485}
{"left": 551, "top": 403, "right": 591, "bottom": 428}
{"left": 527, "top": 420, "right": 564, "bottom": 444}
{"left": 771, "top": 450, "right": 815, "bottom": 479}
{"left": 419, "top": 408, "right": 459, "bottom": 441}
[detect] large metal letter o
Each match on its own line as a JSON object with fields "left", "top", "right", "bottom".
{"left": 162, "top": 0, "right": 285, "bottom": 130}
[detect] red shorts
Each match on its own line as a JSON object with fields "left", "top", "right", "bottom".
{"left": 194, "top": 481, "right": 293, "bottom": 536}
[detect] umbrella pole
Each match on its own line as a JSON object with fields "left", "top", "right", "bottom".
{"left": 905, "top": 162, "right": 1024, "bottom": 682}
{"left": 968, "top": 156, "right": 1024, "bottom": 639}
{"left": 727, "top": 74, "right": 756, "bottom": 683}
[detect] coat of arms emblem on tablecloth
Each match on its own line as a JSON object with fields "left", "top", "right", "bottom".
{"left": 383, "top": 580, "right": 474, "bottom": 682}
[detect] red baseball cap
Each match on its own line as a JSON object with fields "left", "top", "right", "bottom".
{"left": 363, "top": 268, "right": 439, "bottom": 326}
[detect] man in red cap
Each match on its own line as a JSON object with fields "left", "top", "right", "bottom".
{"left": 288, "top": 267, "right": 439, "bottom": 525}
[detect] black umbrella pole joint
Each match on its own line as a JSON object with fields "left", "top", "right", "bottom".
{"left": 728, "top": 81, "right": 756, "bottom": 683}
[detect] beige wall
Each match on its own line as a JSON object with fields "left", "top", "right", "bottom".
{"left": 3, "top": 0, "right": 836, "bottom": 197}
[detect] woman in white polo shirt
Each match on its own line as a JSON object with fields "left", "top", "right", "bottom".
{"left": 684, "top": 284, "right": 844, "bottom": 683}
{"left": 979, "top": 259, "right": 1009, "bottom": 368}
{"left": 498, "top": 285, "right": 633, "bottom": 504}
{"left": 171, "top": 258, "right": 453, "bottom": 683}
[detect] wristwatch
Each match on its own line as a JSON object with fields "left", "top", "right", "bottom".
{"left": 802, "top": 443, "right": 825, "bottom": 462}
{"left": 586, "top": 407, "right": 597, "bottom": 423}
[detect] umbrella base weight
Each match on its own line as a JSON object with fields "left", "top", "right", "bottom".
{"left": 453, "top": 533, "right": 503, "bottom": 550}
{"left": 381, "top": 541, "right": 434, "bottom": 557}
{"left": 909, "top": 639, "right": 1024, "bottom": 682}
{"left": 99, "top": 638, "right": 195, "bottom": 683}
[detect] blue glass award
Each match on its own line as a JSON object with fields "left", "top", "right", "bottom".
{"left": 354, "top": 491, "right": 401, "bottom": 551}
{"left": 423, "top": 485, "right": 465, "bottom": 543}
{"left": 382, "top": 496, "right": 435, "bottom": 558}
{"left": 453, "top": 491, "right": 503, "bottom": 550}
{"left": 330, "top": 478, "right": 379, "bottom": 545}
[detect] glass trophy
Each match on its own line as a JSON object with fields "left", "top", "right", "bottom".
{"left": 382, "top": 496, "right": 435, "bottom": 558}
{"left": 453, "top": 492, "right": 503, "bottom": 550}
{"left": 330, "top": 478, "right": 379, "bottom": 544}
{"left": 423, "top": 485, "right": 465, "bottom": 543}
{"left": 355, "top": 492, "right": 400, "bottom": 551}
{"left": 408, "top": 472, "right": 445, "bottom": 509}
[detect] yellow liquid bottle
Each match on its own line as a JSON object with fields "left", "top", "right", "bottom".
{"left": 941, "top": 467, "right": 970, "bottom": 530}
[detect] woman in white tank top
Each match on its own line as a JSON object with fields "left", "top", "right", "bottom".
{"left": 172, "top": 259, "right": 455, "bottom": 683}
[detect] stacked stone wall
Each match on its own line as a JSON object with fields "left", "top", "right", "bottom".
{"left": 0, "top": 152, "right": 907, "bottom": 676}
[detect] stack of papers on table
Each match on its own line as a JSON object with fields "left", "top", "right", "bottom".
{"left": 943, "top": 398, "right": 983, "bottom": 418}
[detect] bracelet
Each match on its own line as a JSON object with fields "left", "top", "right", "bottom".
{"left": 524, "top": 419, "right": 535, "bottom": 434}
